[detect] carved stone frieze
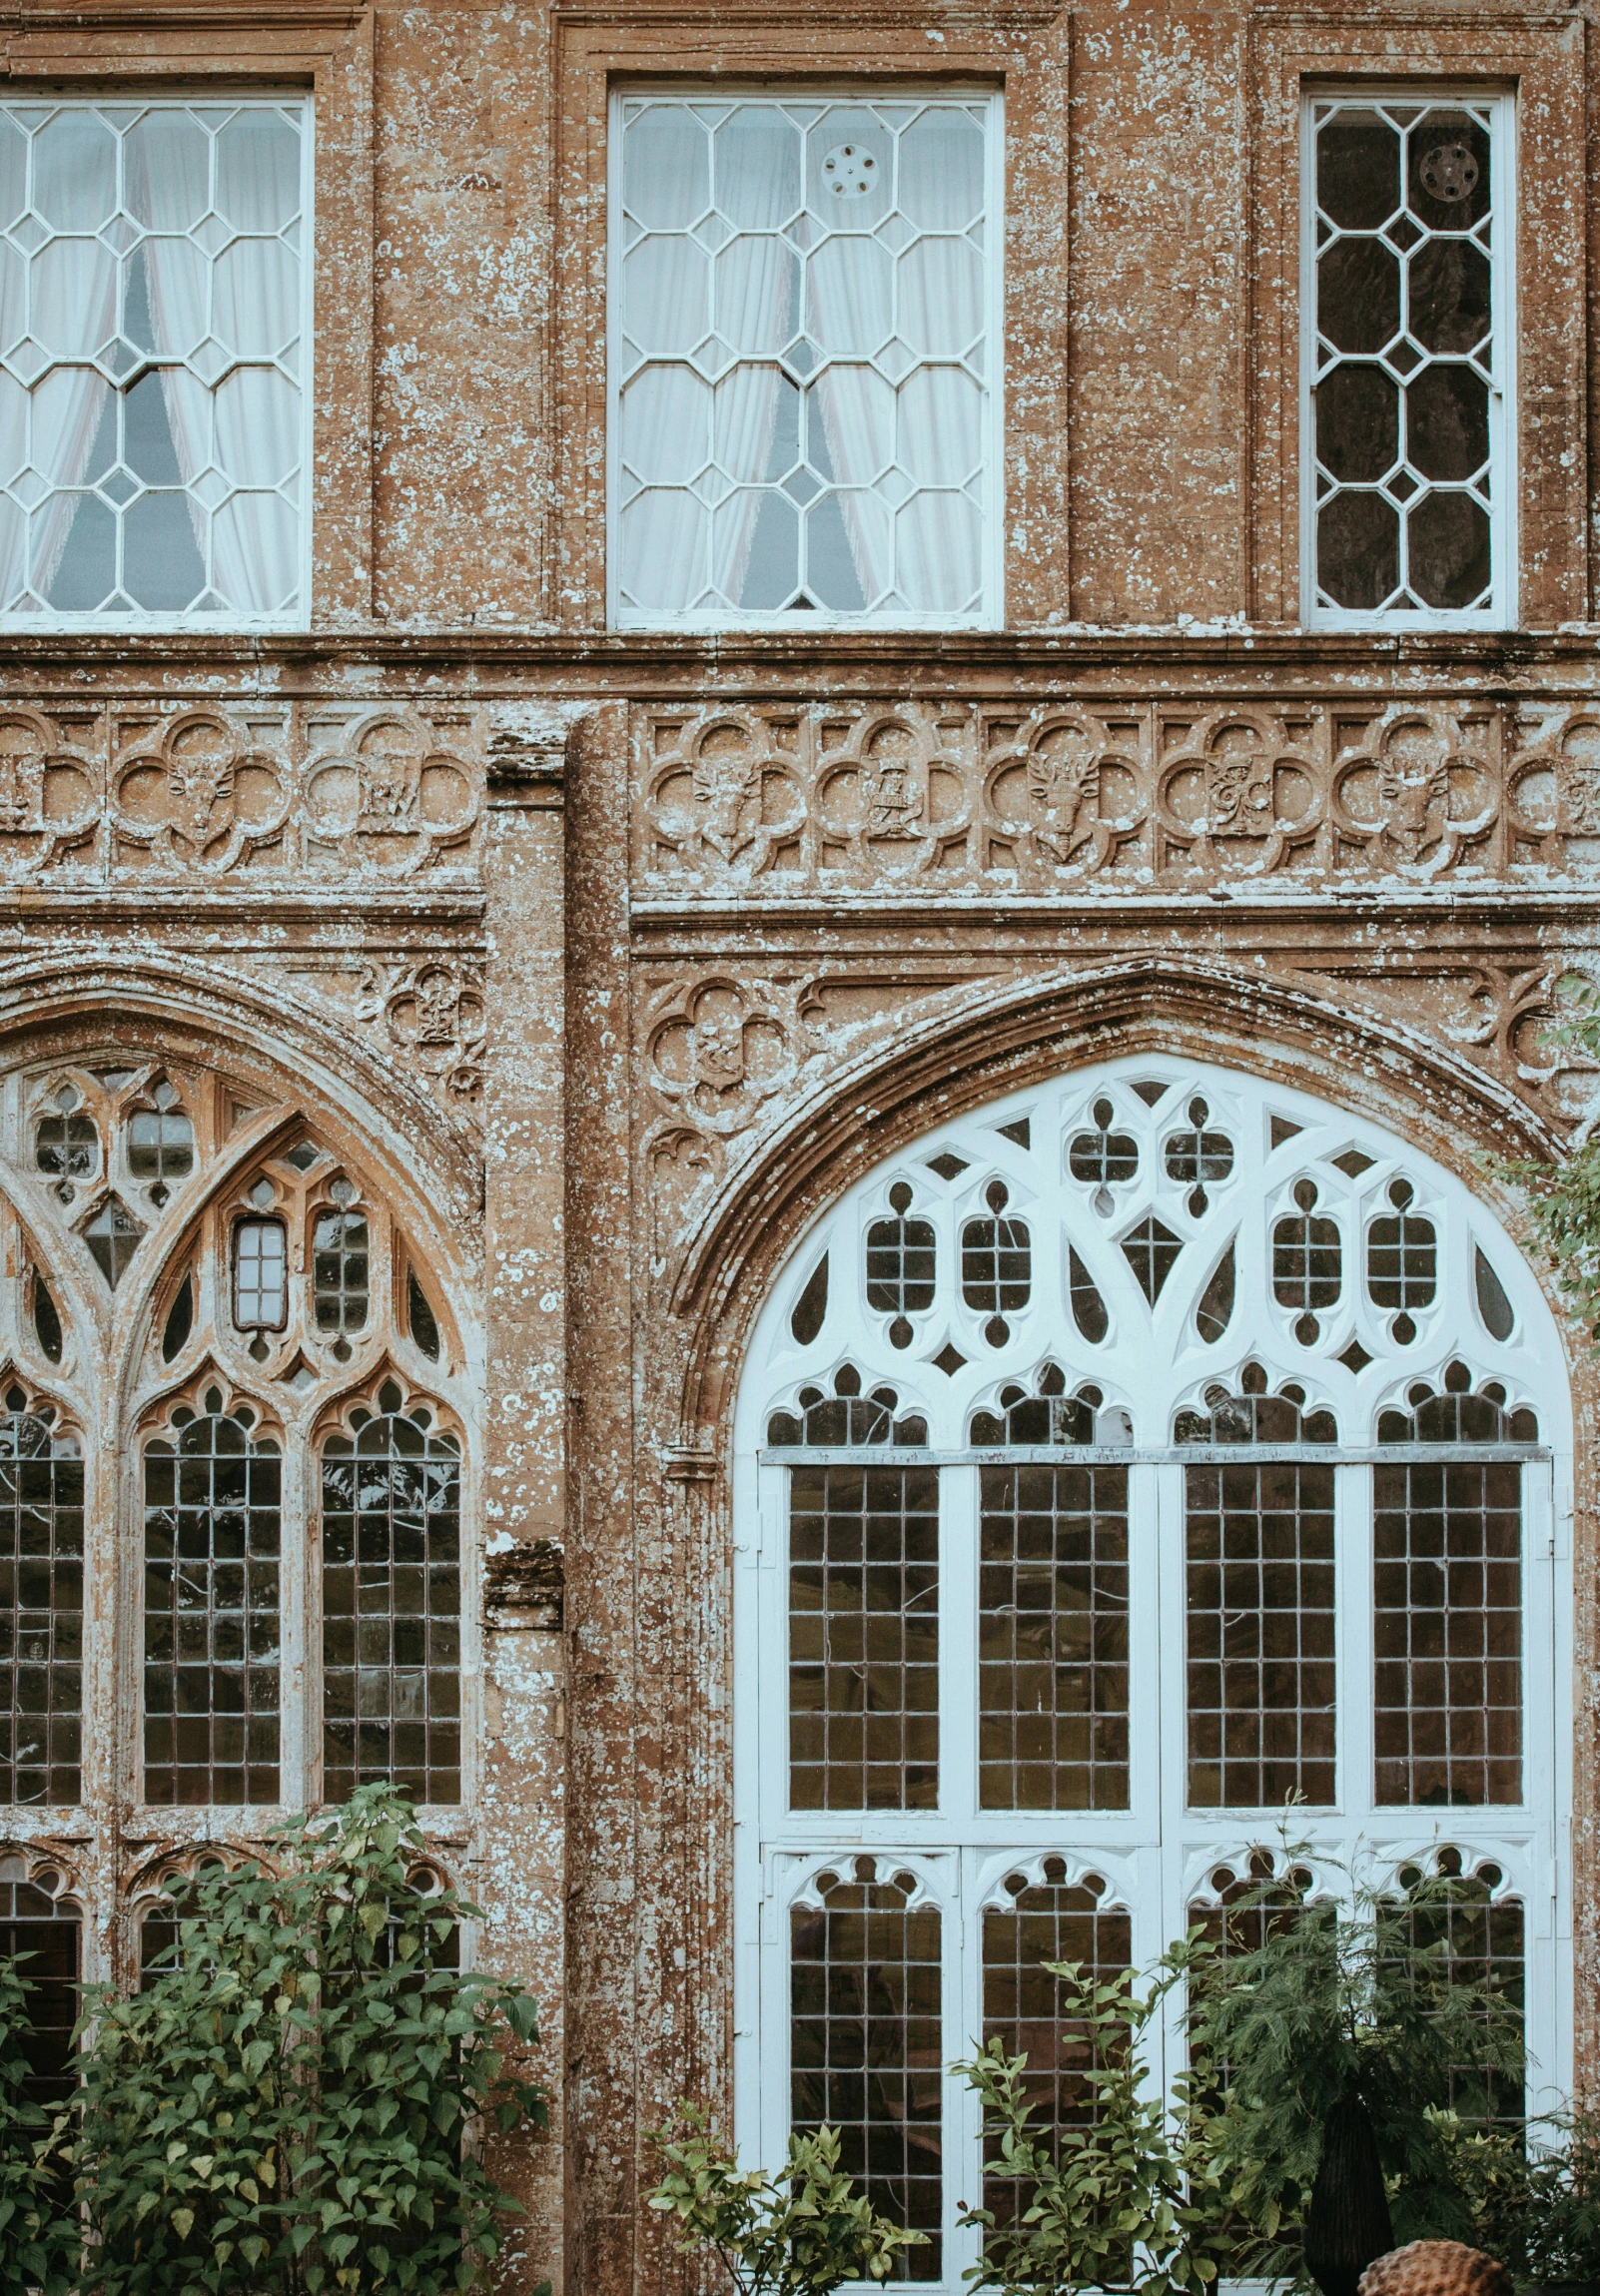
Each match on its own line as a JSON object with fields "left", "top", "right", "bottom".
{"left": 0, "top": 701, "right": 487, "bottom": 881}
{"left": 633, "top": 693, "right": 1600, "bottom": 891}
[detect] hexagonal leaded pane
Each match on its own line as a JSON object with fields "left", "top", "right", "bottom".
{"left": 1307, "top": 91, "right": 1507, "bottom": 627}
{"left": 614, "top": 91, "right": 997, "bottom": 623}
{"left": 0, "top": 98, "right": 307, "bottom": 623}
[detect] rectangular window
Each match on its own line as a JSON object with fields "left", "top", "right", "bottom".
{"left": 1373, "top": 1458, "right": 1522, "bottom": 1806}
{"left": 233, "top": 1216, "right": 288, "bottom": 1329}
{"left": 610, "top": 90, "right": 1001, "bottom": 629}
{"left": 1302, "top": 90, "right": 1513, "bottom": 628}
{"left": 1185, "top": 1460, "right": 1337, "bottom": 1809}
{"left": 0, "top": 98, "right": 310, "bottom": 626}
{"left": 978, "top": 1463, "right": 1130, "bottom": 1811}
{"left": 788, "top": 1463, "right": 939, "bottom": 1811}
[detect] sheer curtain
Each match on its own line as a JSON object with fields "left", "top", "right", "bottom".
{"left": 11, "top": 244, "right": 120, "bottom": 605}
{"left": 132, "top": 108, "right": 302, "bottom": 612}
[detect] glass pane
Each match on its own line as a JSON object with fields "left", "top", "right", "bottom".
{"left": 791, "top": 1863, "right": 942, "bottom": 2279}
{"left": 0, "top": 1881, "right": 78, "bottom": 2107}
{"left": 1398, "top": 1867, "right": 1524, "bottom": 2122}
{"left": 143, "top": 1413, "right": 281, "bottom": 1805}
{"left": 978, "top": 1464, "right": 1129, "bottom": 1811}
{"left": 982, "top": 1876, "right": 1131, "bottom": 2239}
{"left": 1373, "top": 1460, "right": 1522, "bottom": 1806}
{"left": 233, "top": 1216, "right": 287, "bottom": 1328}
{"left": 788, "top": 1464, "right": 938, "bottom": 1811}
{"left": 1186, "top": 1460, "right": 1336, "bottom": 1808}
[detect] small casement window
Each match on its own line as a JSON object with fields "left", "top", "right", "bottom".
{"left": 232, "top": 1214, "right": 288, "bottom": 1330}
{"left": 312, "top": 1179, "right": 369, "bottom": 1336}
{"left": 609, "top": 89, "right": 1002, "bottom": 629}
{"left": 34, "top": 1092, "right": 96, "bottom": 1179}
{"left": 1302, "top": 90, "right": 1513, "bottom": 629}
{"left": 0, "top": 98, "right": 310, "bottom": 627}
{"left": 128, "top": 1082, "right": 195, "bottom": 1201}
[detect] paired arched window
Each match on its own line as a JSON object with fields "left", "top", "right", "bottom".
{"left": 735, "top": 1058, "right": 1567, "bottom": 2282}
{"left": 0, "top": 1053, "right": 466, "bottom": 1821}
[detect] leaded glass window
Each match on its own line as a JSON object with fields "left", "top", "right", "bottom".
{"left": 1304, "top": 92, "right": 1512, "bottom": 628}
{"left": 609, "top": 90, "right": 1001, "bottom": 628}
{"left": 321, "top": 1401, "right": 461, "bottom": 1805}
{"left": 0, "top": 99, "right": 310, "bottom": 626}
{"left": 739, "top": 1058, "right": 1565, "bottom": 2280}
{"left": 0, "top": 1410, "right": 81, "bottom": 1806}
{"left": 142, "top": 1402, "right": 281, "bottom": 1805}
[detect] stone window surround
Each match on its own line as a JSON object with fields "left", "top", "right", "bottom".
{"left": 1247, "top": 11, "right": 1587, "bottom": 630}
{"left": 551, "top": 9, "right": 1068, "bottom": 632}
{"left": 0, "top": 4, "right": 375, "bottom": 628}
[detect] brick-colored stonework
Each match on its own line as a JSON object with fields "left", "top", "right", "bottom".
{"left": 0, "top": 5, "right": 1595, "bottom": 2294}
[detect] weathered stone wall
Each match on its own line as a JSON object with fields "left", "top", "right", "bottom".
{"left": 0, "top": 2, "right": 1597, "bottom": 2293}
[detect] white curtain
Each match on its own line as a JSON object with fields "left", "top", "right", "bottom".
{"left": 805, "top": 238, "right": 895, "bottom": 603}
{"left": 5, "top": 241, "right": 119, "bottom": 605}
{"left": 132, "top": 109, "right": 302, "bottom": 613}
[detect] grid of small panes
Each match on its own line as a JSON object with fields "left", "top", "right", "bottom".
{"left": 737, "top": 1060, "right": 1564, "bottom": 2286}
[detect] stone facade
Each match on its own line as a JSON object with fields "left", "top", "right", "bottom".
{"left": 0, "top": 4, "right": 1598, "bottom": 2294}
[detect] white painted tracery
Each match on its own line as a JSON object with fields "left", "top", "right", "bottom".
{"left": 734, "top": 1054, "right": 1571, "bottom": 2293}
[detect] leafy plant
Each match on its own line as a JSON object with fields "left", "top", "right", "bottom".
{"left": 0, "top": 1954, "right": 75, "bottom": 2296}
{"left": 1186, "top": 1857, "right": 1525, "bottom": 2280}
{"left": 70, "top": 1784, "right": 548, "bottom": 2296}
{"left": 646, "top": 2104, "right": 927, "bottom": 2293}
{"left": 1441, "top": 2108, "right": 1600, "bottom": 2284}
{"left": 954, "top": 1950, "right": 1238, "bottom": 2296}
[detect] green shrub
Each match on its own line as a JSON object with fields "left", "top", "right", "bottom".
{"left": 954, "top": 1949, "right": 1237, "bottom": 2296}
{"left": 646, "top": 2105, "right": 926, "bottom": 2293}
{"left": 69, "top": 1784, "right": 548, "bottom": 2296}
{"left": 0, "top": 1954, "right": 74, "bottom": 2296}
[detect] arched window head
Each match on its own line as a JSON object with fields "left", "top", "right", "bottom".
{"left": 0, "top": 1853, "right": 79, "bottom": 2105}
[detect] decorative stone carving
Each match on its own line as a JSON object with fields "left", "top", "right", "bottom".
{"left": 1331, "top": 711, "right": 1497, "bottom": 873}
{"left": 645, "top": 977, "right": 799, "bottom": 1135}
{"left": 357, "top": 960, "right": 485, "bottom": 1106}
{"left": 304, "top": 709, "right": 480, "bottom": 872}
{"left": 111, "top": 711, "right": 292, "bottom": 871}
{"left": 1155, "top": 710, "right": 1325, "bottom": 873}
{"left": 0, "top": 707, "right": 99, "bottom": 872}
{"left": 983, "top": 709, "right": 1145, "bottom": 878}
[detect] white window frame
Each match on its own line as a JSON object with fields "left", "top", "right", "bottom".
{"left": 1299, "top": 85, "right": 1517, "bottom": 632}
{"left": 0, "top": 89, "right": 315, "bottom": 635}
{"left": 605, "top": 83, "right": 1005, "bottom": 633}
{"left": 734, "top": 1057, "right": 1571, "bottom": 2296}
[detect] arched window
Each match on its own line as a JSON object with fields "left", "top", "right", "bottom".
{"left": 735, "top": 1058, "right": 1567, "bottom": 2281}
{"left": 0, "top": 1399, "right": 83, "bottom": 1807}
{"left": 0, "top": 1855, "right": 80, "bottom": 2106}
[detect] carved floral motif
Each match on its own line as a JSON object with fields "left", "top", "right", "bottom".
{"left": 0, "top": 707, "right": 99, "bottom": 869}
{"left": 303, "top": 710, "right": 479, "bottom": 872}
{"left": 357, "top": 960, "right": 485, "bottom": 1106}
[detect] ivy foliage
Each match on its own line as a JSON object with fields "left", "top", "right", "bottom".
{"left": 646, "top": 2105, "right": 927, "bottom": 2294}
{"left": 69, "top": 1784, "right": 548, "bottom": 2296}
{"left": 0, "top": 1954, "right": 75, "bottom": 2296}
{"left": 1185, "top": 1858, "right": 1525, "bottom": 2271}
{"left": 1494, "top": 991, "right": 1600, "bottom": 1343}
{"left": 955, "top": 1950, "right": 1238, "bottom": 2296}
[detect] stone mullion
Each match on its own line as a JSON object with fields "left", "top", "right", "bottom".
{"left": 564, "top": 702, "right": 642, "bottom": 2296}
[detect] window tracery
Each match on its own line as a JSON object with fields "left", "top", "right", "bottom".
{"left": 737, "top": 1057, "right": 1566, "bottom": 2285}
{"left": 0, "top": 1039, "right": 470, "bottom": 2000}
